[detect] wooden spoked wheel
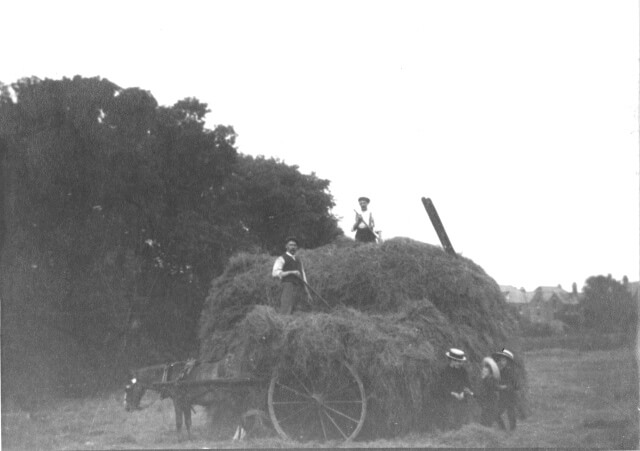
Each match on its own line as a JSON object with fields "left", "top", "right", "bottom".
{"left": 268, "top": 360, "right": 367, "bottom": 443}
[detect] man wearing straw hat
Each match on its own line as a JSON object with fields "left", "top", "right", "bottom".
{"left": 436, "top": 348, "right": 473, "bottom": 430}
{"left": 492, "top": 348, "right": 519, "bottom": 431}
{"left": 352, "top": 196, "right": 379, "bottom": 243}
{"left": 272, "top": 236, "right": 311, "bottom": 314}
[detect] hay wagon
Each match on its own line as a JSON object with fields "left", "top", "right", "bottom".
{"left": 145, "top": 356, "right": 367, "bottom": 443}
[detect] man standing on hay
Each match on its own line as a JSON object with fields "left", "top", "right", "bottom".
{"left": 272, "top": 236, "right": 311, "bottom": 314}
{"left": 436, "top": 348, "right": 473, "bottom": 430}
{"left": 352, "top": 196, "right": 379, "bottom": 243}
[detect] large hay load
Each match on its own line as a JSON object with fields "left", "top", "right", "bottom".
{"left": 198, "top": 237, "right": 524, "bottom": 438}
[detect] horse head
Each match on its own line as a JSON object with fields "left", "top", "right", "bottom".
{"left": 124, "top": 371, "right": 146, "bottom": 411}
{"left": 124, "top": 362, "right": 187, "bottom": 411}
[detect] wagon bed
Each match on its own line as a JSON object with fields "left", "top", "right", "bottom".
{"left": 151, "top": 359, "right": 367, "bottom": 442}
{"left": 151, "top": 377, "right": 260, "bottom": 390}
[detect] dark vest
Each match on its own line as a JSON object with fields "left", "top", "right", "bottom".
{"left": 499, "top": 364, "right": 518, "bottom": 391}
{"left": 281, "top": 253, "right": 303, "bottom": 284}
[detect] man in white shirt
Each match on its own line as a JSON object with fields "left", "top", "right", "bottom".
{"left": 271, "top": 237, "right": 310, "bottom": 314}
{"left": 352, "top": 196, "right": 377, "bottom": 243}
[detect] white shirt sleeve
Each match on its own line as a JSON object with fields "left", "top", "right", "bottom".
{"left": 272, "top": 256, "right": 285, "bottom": 279}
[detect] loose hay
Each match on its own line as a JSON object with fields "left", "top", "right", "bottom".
{"left": 198, "top": 237, "right": 526, "bottom": 438}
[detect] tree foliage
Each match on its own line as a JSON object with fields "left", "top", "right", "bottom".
{"left": 0, "top": 76, "right": 341, "bottom": 394}
{"left": 236, "top": 155, "right": 342, "bottom": 254}
{"left": 580, "top": 275, "right": 636, "bottom": 334}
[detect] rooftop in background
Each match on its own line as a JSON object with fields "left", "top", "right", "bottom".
{"left": 530, "top": 286, "right": 580, "bottom": 305}
{"left": 501, "top": 281, "right": 639, "bottom": 305}
{"left": 500, "top": 285, "right": 532, "bottom": 304}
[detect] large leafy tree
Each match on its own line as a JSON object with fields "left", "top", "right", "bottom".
{"left": 0, "top": 76, "right": 342, "bottom": 393}
{"left": 580, "top": 275, "right": 636, "bottom": 334}
{"left": 0, "top": 77, "right": 201, "bottom": 364}
{"left": 1, "top": 77, "right": 165, "bottom": 392}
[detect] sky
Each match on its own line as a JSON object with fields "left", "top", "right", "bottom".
{"left": 2, "top": 0, "right": 638, "bottom": 290}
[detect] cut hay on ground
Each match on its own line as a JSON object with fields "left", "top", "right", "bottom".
{"left": 198, "top": 237, "right": 525, "bottom": 437}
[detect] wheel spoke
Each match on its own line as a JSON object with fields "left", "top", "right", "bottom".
{"left": 325, "top": 380, "right": 356, "bottom": 400}
{"left": 320, "top": 366, "right": 338, "bottom": 395}
{"left": 292, "top": 370, "right": 313, "bottom": 396}
{"left": 276, "top": 402, "right": 315, "bottom": 425}
{"left": 322, "top": 408, "right": 349, "bottom": 440}
{"left": 276, "top": 381, "right": 313, "bottom": 400}
{"left": 319, "top": 408, "right": 328, "bottom": 441}
{"left": 322, "top": 403, "right": 361, "bottom": 424}
{"left": 269, "top": 361, "right": 366, "bottom": 443}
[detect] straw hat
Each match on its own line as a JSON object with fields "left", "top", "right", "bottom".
{"left": 492, "top": 348, "right": 514, "bottom": 361}
{"left": 445, "top": 348, "right": 467, "bottom": 361}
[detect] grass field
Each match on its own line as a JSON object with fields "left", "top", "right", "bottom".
{"left": 2, "top": 346, "right": 638, "bottom": 449}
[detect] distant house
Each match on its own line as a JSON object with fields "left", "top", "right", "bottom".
{"left": 526, "top": 286, "right": 579, "bottom": 323}
{"left": 500, "top": 285, "right": 532, "bottom": 316}
{"left": 500, "top": 284, "right": 580, "bottom": 323}
{"left": 502, "top": 279, "right": 638, "bottom": 326}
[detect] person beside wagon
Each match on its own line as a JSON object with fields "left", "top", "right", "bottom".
{"left": 476, "top": 356, "right": 506, "bottom": 429}
{"left": 492, "top": 348, "right": 519, "bottom": 431}
{"left": 436, "top": 348, "right": 473, "bottom": 430}
{"left": 272, "top": 236, "right": 311, "bottom": 314}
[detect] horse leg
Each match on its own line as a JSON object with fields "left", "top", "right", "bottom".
{"left": 184, "top": 404, "right": 192, "bottom": 440}
{"left": 173, "top": 399, "right": 183, "bottom": 434}
{"left": 233, "top": 424, "right": 246, "bottom": 441}
{"left": 233, "top": 410, "right": 246, "bottom": 441}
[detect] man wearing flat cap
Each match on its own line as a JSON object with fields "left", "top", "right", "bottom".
{"left": 272, "top": 236, "right": 310, "bottom": 314}
{"left": 352, "top": 196, "right": 378, "bottom": 243}
{"left": 435, "top": 348, "right": 473, "bottom": 430}
{"left": 492, "top": 348, "right": 519, "bottom": 431}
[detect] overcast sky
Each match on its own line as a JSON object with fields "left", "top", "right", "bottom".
{"left": 2, "top": 0, "right": 638, "bottom": 290}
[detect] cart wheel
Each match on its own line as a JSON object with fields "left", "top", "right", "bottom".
{"left": 268, "top": 359, "right": 366, "bottom": 442}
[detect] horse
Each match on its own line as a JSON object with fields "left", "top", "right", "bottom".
{"left": 124, "top": 360, "right": 187, "bottom": 410}
{"left": 124, "top": 356, "right": 262, "bottom": 440}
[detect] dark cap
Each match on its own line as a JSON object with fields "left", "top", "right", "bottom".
{"left": 358, "top": 196, "right": 370, "bottom": 203}
{"left": 284, "top": 236, "right": 299, "bottom": 245}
